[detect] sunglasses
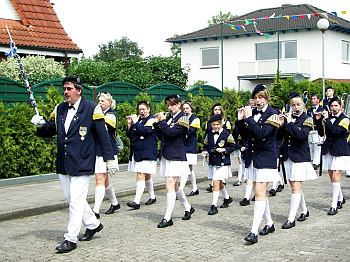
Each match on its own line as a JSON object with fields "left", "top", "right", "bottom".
{"left": 97, "top": 92, "right": 111, "bottom": 97}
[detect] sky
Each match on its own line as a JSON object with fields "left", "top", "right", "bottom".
{"left": 52, "top": 0, "right": 350, "bottom": 58}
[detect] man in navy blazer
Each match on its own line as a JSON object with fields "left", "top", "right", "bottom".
{"left": 31, "top": 76, "right": 118, "bottom": 253}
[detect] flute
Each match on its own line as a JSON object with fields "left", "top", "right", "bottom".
{"left": 154, "top": 112, "right": 170, "bottom": 117}
{"left": 237, "top": 105, "right": 259, "bottom": 111}
{"left": 125, "top": 114, "right": 142, "bottom": 119}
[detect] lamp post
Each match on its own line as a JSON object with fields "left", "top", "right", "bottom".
{"left": 317, "top": 18, "right": 329, "bottom": 100}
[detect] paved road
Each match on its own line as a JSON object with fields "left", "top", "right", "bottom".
{"left": 0, "top": 168, "right": 349, "bottom": 261}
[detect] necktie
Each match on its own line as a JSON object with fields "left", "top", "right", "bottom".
{"left": 253, "top": 110, "right": 262, "bottom": 116}
{"left": 68, "top": 105, "right": 74, "bottom": 110}
{"left": 213, "top": 131, "right": 219, "bottom": 135}
{"left": 330, "top": 115, "right": 337, "bottom": 119}
{"left": 292, "top": 115, "right": 299, "bottom": 119}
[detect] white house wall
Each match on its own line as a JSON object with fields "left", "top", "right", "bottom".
{"left": 181, "top": 29, "right": 350, "bottom": 91}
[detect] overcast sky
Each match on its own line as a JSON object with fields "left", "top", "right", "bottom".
{"left": 52, "top": 0, "right": 350, "bottom": 58}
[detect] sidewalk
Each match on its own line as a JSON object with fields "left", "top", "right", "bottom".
{"left": 0, "top": 157, "right": 239, "bottom": 221}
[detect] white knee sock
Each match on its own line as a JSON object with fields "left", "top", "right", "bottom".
{"left": 212, "top": 191, "right": 220, "bottom": 206}
{"left": 145, "top": 178, "right": 155, "bottom": 199}
{"left": 251, "top": 200, "right": 266, "bottom": 235}
{"left": 189, "top": 171, "right": 198, "bottom": 192}
{"left": 134, "top": 181, "right": 145, "bottom": 204}
{"left": 332, "top": 182, "right": 341, "bottom": 208}
{"left": 263, "top": 197, "right": 273, "bottom": 226}
{"left": 237, "top": 163, "right": 243, "bottom": 182}
{"left": 272, "top": 181, "right": 278, "bottom": 190}
{"left": 179, "top": 174, "right": 188, "bottom": 190}
{"left": 105, "top": 184, "right": 118, "bottom": 206}
{"left": 164, "top": 192, "right": 176, "bottom": 221}
{"left": 288, "top": 193, "right": 301, "bottom": 222}
{"left": 93, "top": 186, "right": 105, "bottom": 214}
{"left": 176, "top": 188, "right": 191, "bottom": 211}
{"left": 338, "top": 188, "right": 344, "bottom": 202}
{"left": 220, "top": 186, "right": 230, "bottom": 199}
{"left": 299, "top": 191, "right": 307, "bottom": 214}
{"left": 244, "top": 184, "right": 253, "bottom": 199}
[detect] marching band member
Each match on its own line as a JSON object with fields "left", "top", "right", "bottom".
{"left": 31, "top": 76, "right": 118, "bottom": 253}
{"left": 92, "top": 92, "right": 120, "bottom": 218}
{"left": 205, "top": 103, "right": 231, "bottom": 192}
{"left": 307, "top": 94, "right": 324, "bottom": 169}
{"left": 180, "top": 101, "right": 201, "bottom": 196}
{"left": 201, "top": 115, "right": 238, "bottom": 215}
{"left": 154, "top": 94, "right": 195, "bottom": 228}
{"left": 126, "top": 101, "right": 158, "bottom": 209}
{"left": 322, "top": 86, "right": 335, "bottom": 113}
{"left": 279, "top": 92, "right": 317, "bottom": 229}
{"left": 316, "top": 96, "right": 349, "bottom": 215}
{"left": 237, "top": 84, "right": 280, "bottom": 244}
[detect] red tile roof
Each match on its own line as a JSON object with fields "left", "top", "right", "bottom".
{"left": 0, "top": 0, "right": 82, "bottom": 53}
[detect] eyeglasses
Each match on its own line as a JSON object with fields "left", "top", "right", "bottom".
{"left": 97, "top": 92, "right": 111, "bottom": 97}
{"left": 62, "top": 86, "right": 74, "bottom": 91}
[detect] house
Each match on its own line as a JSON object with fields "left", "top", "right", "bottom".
{"left": 0, "top": 0, "right": 82, "bottom": 62}
{"left": 167, "top": 4, "right": 350, "bottom": 91}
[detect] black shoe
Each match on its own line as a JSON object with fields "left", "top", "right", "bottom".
{"left": 145, "top": 198, "right": 157, "bottom": 205}
{"left": 251, "top": 195, "right": 255, "bottom": 201}
{"left": 269, "top": 189, "right": 276, "bottom": 196}
{"left": 239, "top": 198, "right": 250, "bottom": 206}
{"left": 105, "top": 203, "right": 121, "bottom": 214}
{"left": 127, "top": 201, "right": 140, "bottom": 209}
{"left": 79, "top": 223, "right": 103, "bottom": 241}
{"left": 327, "top": 207, "right": 338, "bottom": 215}
{"left": 297, "top": 210, "right": 309, "bottom": 222}
{"left": 187, "top": 189, "right": 199, "bottom": 196}
{"left": 313, "top": 164, "right": 319, "bottom": 170}
{"left": 244, "top": 232, "right": 258, "bottom": 243}
{"left": 55, "top": 240, "right": 77, "bottom": 253}
{"left": 282, "top": 220, "right": 295, "bottom": 229}
{"left": 182, "top": 206, "right": 195, "bottom": 220}
{"left": 259, "top": 224, "right": 275, "bottom": 236}
{"left": 208, "top": 205, "right": 218, "bottom": 215}
{"left": 233, "top": 180, "right": 241, "bottom": 186}
{"left": 157, "top": 218, "right": 173, "bottom": 228}
{"left": 220, "top": 196, "right": 233, "bottom": 208}
{"left": 276, "top": 185, "right": 284, "bottom": 192}
{"left": 337, "top": 198, "right": 346, "bottom": 209}
{"left": 94, "top": 212, "right": 100, "bottom": 219}
{"left": 206, "top": 184, "right": 213, "bottom": 192}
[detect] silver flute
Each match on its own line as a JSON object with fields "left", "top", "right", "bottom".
{"left": 154, "top": 112, "right": 170, "bottom": 117}
{"left": 126, "top": 114, "right": 142, "bottom": 119}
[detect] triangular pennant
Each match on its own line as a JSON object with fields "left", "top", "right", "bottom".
{"left": 307, "top": 14, "right": 311, "bottom": 19}
{"left": 291, "top": 16, "right": 298, "bottom": 19}
{"left": 331, "top": 12, "right": 338, "bottom": 17}
{"left": 300, "top": 15, "right": 304, "bottom": 19}
{"left": 314, "top": 13, "right": 319, "bottom": 17}
{"left": 234, "top": 26, "right": 241, "bottom": 30}
{"left": 285, "top": 15, "right": 290, "bottom": 20}
{"left": 269, "top": 13, "right": 276, "bottom": 18}
{"left": 341, "top": 11, "right": 347, "bottom": 15}
{"left": 266, "top": 35, "right": 272, "bottom": 39}
{"left": 242, "top": 25, "right": 246, "bottom": 31}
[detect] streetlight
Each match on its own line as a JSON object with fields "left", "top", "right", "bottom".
{"left": 317, "top": 18, "right": 329, "bottom": 100}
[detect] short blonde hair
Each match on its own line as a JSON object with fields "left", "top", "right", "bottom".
{"left": 97, "top": 92, "right": 116, "bottom": 110}
{"left": 290, "top": 96, "right": 304, "bottom": 106}
{"left": 255, "top": 89, "right": 271, "bottom": 101}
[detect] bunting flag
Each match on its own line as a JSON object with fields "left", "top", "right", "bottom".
{"left": 225, "top": 9, "right": 348, "bottom": 39}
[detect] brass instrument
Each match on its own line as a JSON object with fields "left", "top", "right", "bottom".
{"left": 341, "top": 93, "right": 350, "bottom": 117}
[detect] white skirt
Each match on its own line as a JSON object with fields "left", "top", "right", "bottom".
{"left": 128, "top": 155, "right": 157, "bottom": 175}
{"left": 284, "top": 158, "right": 317, "bottom": 181}
{"left": 159, "top": 157, "right": 190, "bottom": 177}
{"left": 322, "top": 153, "right": 350, "bottom": 171}
{"left": 232, "top": 150, "right": 241, "bottom": 158}
{"left": 186, "top": 153, "right": 198, "bottom": 165}
{"left": 95, "top": 155, "right": 119, "bottom": 173}
{"left": 208, "top": 165, "right": 232, "bottom": 182}
{"left": 244, "top": 164, "right": 280, "bottom": 183}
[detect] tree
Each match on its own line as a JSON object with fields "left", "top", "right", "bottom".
{"left": 170, "top": 34, "right": 181, "bottom": 58}
{"left": 93, "top": 37, "right": 144, "bottom": 62}
{"left": 208, "top": 11, "right": 238, "bottom": 27}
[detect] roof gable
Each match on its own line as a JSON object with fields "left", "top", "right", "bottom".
{"left": 0, "top": 0, "right": 81, "bottom": 52}
{"left": 167, "top": 4, "right": 350, "bottom": 43}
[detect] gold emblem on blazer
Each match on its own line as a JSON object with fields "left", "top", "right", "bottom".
{"left": 218, "top": 140, "right": 225, "bottom": 147}
{"left": 79, "top": 126, "right": 87, "bottom": 140}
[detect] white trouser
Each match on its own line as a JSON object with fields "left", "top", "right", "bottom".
{"left": 59, "top": 174, "right": 100, "bottom": 243}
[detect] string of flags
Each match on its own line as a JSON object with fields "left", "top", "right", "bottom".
{"left": 226, "top": 10, "right": 347, "bottom": 39}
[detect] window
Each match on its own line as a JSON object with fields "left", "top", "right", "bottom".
{"left": 201, "top": 47, "right": 219, "bottom": 67}
{"left": 256, "top": 41, "right": 297, "bottom": 60}
{"left": 342, "top": 41, "right": 350, "bottom": 63}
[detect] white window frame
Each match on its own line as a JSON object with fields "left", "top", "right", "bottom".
{"left": 256, "top": 40, "right": 297, "bottom": 61}
{"left": 201, "top": 47, "right": 219, "bottom": 68}
{"left": 342, "top": 40, "right": 350, "bottom": 64}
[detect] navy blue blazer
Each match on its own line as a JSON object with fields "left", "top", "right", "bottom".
{"left": 322, "top": 98, "right": 333, "bottom": 112}
{"left": 203, "top": 129, "right": 238, "bottom": 166}
{"left": 307, "top": 105, "right": 324, "bottom": 130}
{"left": 36, "top": 96, "right": 114, "bottom": 176}
{"left": 280, "top": 112, "right": 313, "bottom": 162}
{"left": 184, "top": 114, "right": 200, "bottom": 154}
{"left": 237, "top": 105, "right": 279, "bottom": 169}
{"left": 127, "top": 115, "right": 158, "bottom": 162}
{"left": 156, "top": 111, "right": 189, "bottom": 161}
{"left": 316, "top": 113, "right": 350, "bottom": 156}
{"left": 96, "top": 108, "right": 118, "bottom": 156}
